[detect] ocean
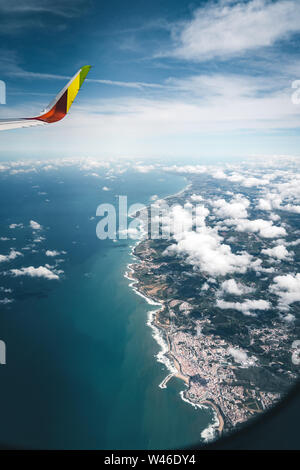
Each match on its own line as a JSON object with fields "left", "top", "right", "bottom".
{"left": 0, "top": 162, "right": 214, "bottom": 449}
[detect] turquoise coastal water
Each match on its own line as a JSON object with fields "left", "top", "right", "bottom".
{"left": 0, "top": 164, "right": 214, "bottom": 449}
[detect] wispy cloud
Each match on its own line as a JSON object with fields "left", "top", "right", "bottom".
{"left": 0, "top": 49, "right": 23, "bottom": 75}
{"left": 0, "top": 0, "right": 87, "bottom": 18}
{"left": 0, "top": 0, "right": 88, "bottom": 34}
{"left": 87, "top": 78, "right": 167, "bottom": 90}
{"left": 6, "top": 66, "right": 169, "bottom": 90}
{"left": 8, "top": 71, "right": 70, "bottom": 80}
{"left": 165, "top": 0, "right": 300, "bottom": 61}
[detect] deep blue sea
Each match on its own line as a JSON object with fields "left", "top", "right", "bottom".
{"left": 0, "top": 163, "right": 214, "bottom": 449}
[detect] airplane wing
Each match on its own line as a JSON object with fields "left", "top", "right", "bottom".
{"left": 0, "top": 65, "right": 91, "bottom": 131}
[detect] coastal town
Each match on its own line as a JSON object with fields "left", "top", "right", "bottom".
{"left": 126, "top": 172, "right": 299, "bottom": 436}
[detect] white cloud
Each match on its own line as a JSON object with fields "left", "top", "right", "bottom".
{"left": 256, "top": 173, "right": 300, "bottom": 215}
{"left": 0, "top": 287, "right": 12, "bottom": 293}
{"left": 212, "top": 196, "right": 250, "bottom": 219}
{"left": 226, "top": 218, "right": 287, "bottom": 238}
{"left": 257, "top": 193, "right": 282, "bottom": 211}
{"left": 262, "top": 244, "right": 292, "bottom": 260}
{"left": 159, "top": 202, "right": 283, "bottom": 276}
{"left": 164, "top": 204, "right": 200, "bottom": 235}
{"left": 269, "top": 213, "right": 281, "bottom": 222}
{"left": 170, "top": 0, "right": 300, "bottom": 61}
{"left": 220, "top": 279, "right": 254, "bottom": 296}
{"left": 29, "top": 220, "right": 42, "bottom": 230}
{"left": 257, "top": 199, "right": 272, "bottom": 211}
{"left": 287, "top": 239, "right": 300, "bottom": 247}
{"left": 228, "top": 347, "right": 257, "bottom": 367}
{"left": 102, "top": 186, "right": 111, "bottom": 191}
{"left": 45, "top": 250, "right": 64, "bottom": 257}
{"left": 79, "top": 159, "right": 110, "bottom": 171}
{"left": 217, "top": 298, "right": 271, "bottom": 316}
{"left": 211, "top": 169, "right": 227, "bottom": 179}
{"left": 201, "top": 282, "right": 210, "bottom": 291}
{"left": 251, "top": 258, "right": 275, "bottom": 274}
{"left": 270, "top": 273, "right": 300, "bottom": 310}
{"left": 190, "top": 194, "right": 203, "bottom": 202}
{"left": 241, "top": 176, "right": 270, "bottom": 188}
{"left": 10, "top": 266, "right": 60, "bottom": 280}
{"left": 34, "top": 236, "right": 46, "bottom": 243}
{"left": 164, "top": 226, "right": 253, "bottom": 276}
{"left": 134, "top": 164, "right": 157, "bottom": 173}
{"left": 10, "top": 168, "right": 37, "bottom": 175}
{"left": 281, "top": 204, "right": 300, "bottom": 214}
{"left": 0, "top": 249, "right": 22, "bottom": 263}
{"left": 169, "top": 165, "right": 273, "bottom": 189}
{"left": 9, "top": 223, "right": 23, "bottom": 229}
{"left": 118, "top": 227, "right": 144, "bottom": 239}
{"left": 0, "top": 297, "right": 14, "bottom": 305}
{"left": 164, "top": 165, "right": 207, "bottom": 175}
{"left": 284, "top": 313, "right": 295, "bottom": 323}
{"left": 212, "top": 170, "right": 270, "bottom": 188}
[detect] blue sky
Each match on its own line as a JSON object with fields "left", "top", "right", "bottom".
{"left": 0, "top": 0, "right": 300, "bottom": 160}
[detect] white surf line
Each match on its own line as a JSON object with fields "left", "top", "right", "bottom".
{"left": 179, "top": 391, "right": 220, "bottom": 443}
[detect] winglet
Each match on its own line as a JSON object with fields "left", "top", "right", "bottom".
{"left": 31, "top": 65, "right": 91, "bottom": 123}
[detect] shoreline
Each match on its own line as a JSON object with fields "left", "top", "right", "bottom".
{"left": 124, "top": 181, "right": 224, "bottom": 441}
{"left": 125, "top": 260, "right": 224, "bottom": 438}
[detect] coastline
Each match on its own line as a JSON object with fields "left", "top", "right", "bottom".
{"left": 124, "top": 182, "right": 224, "bottom": 441}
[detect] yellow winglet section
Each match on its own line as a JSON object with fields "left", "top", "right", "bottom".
{"left": 66, "top": 65, "right": 91, "bottom": 113}
{"left": 67, "top": 73, "right": 80, "bottom": 113}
